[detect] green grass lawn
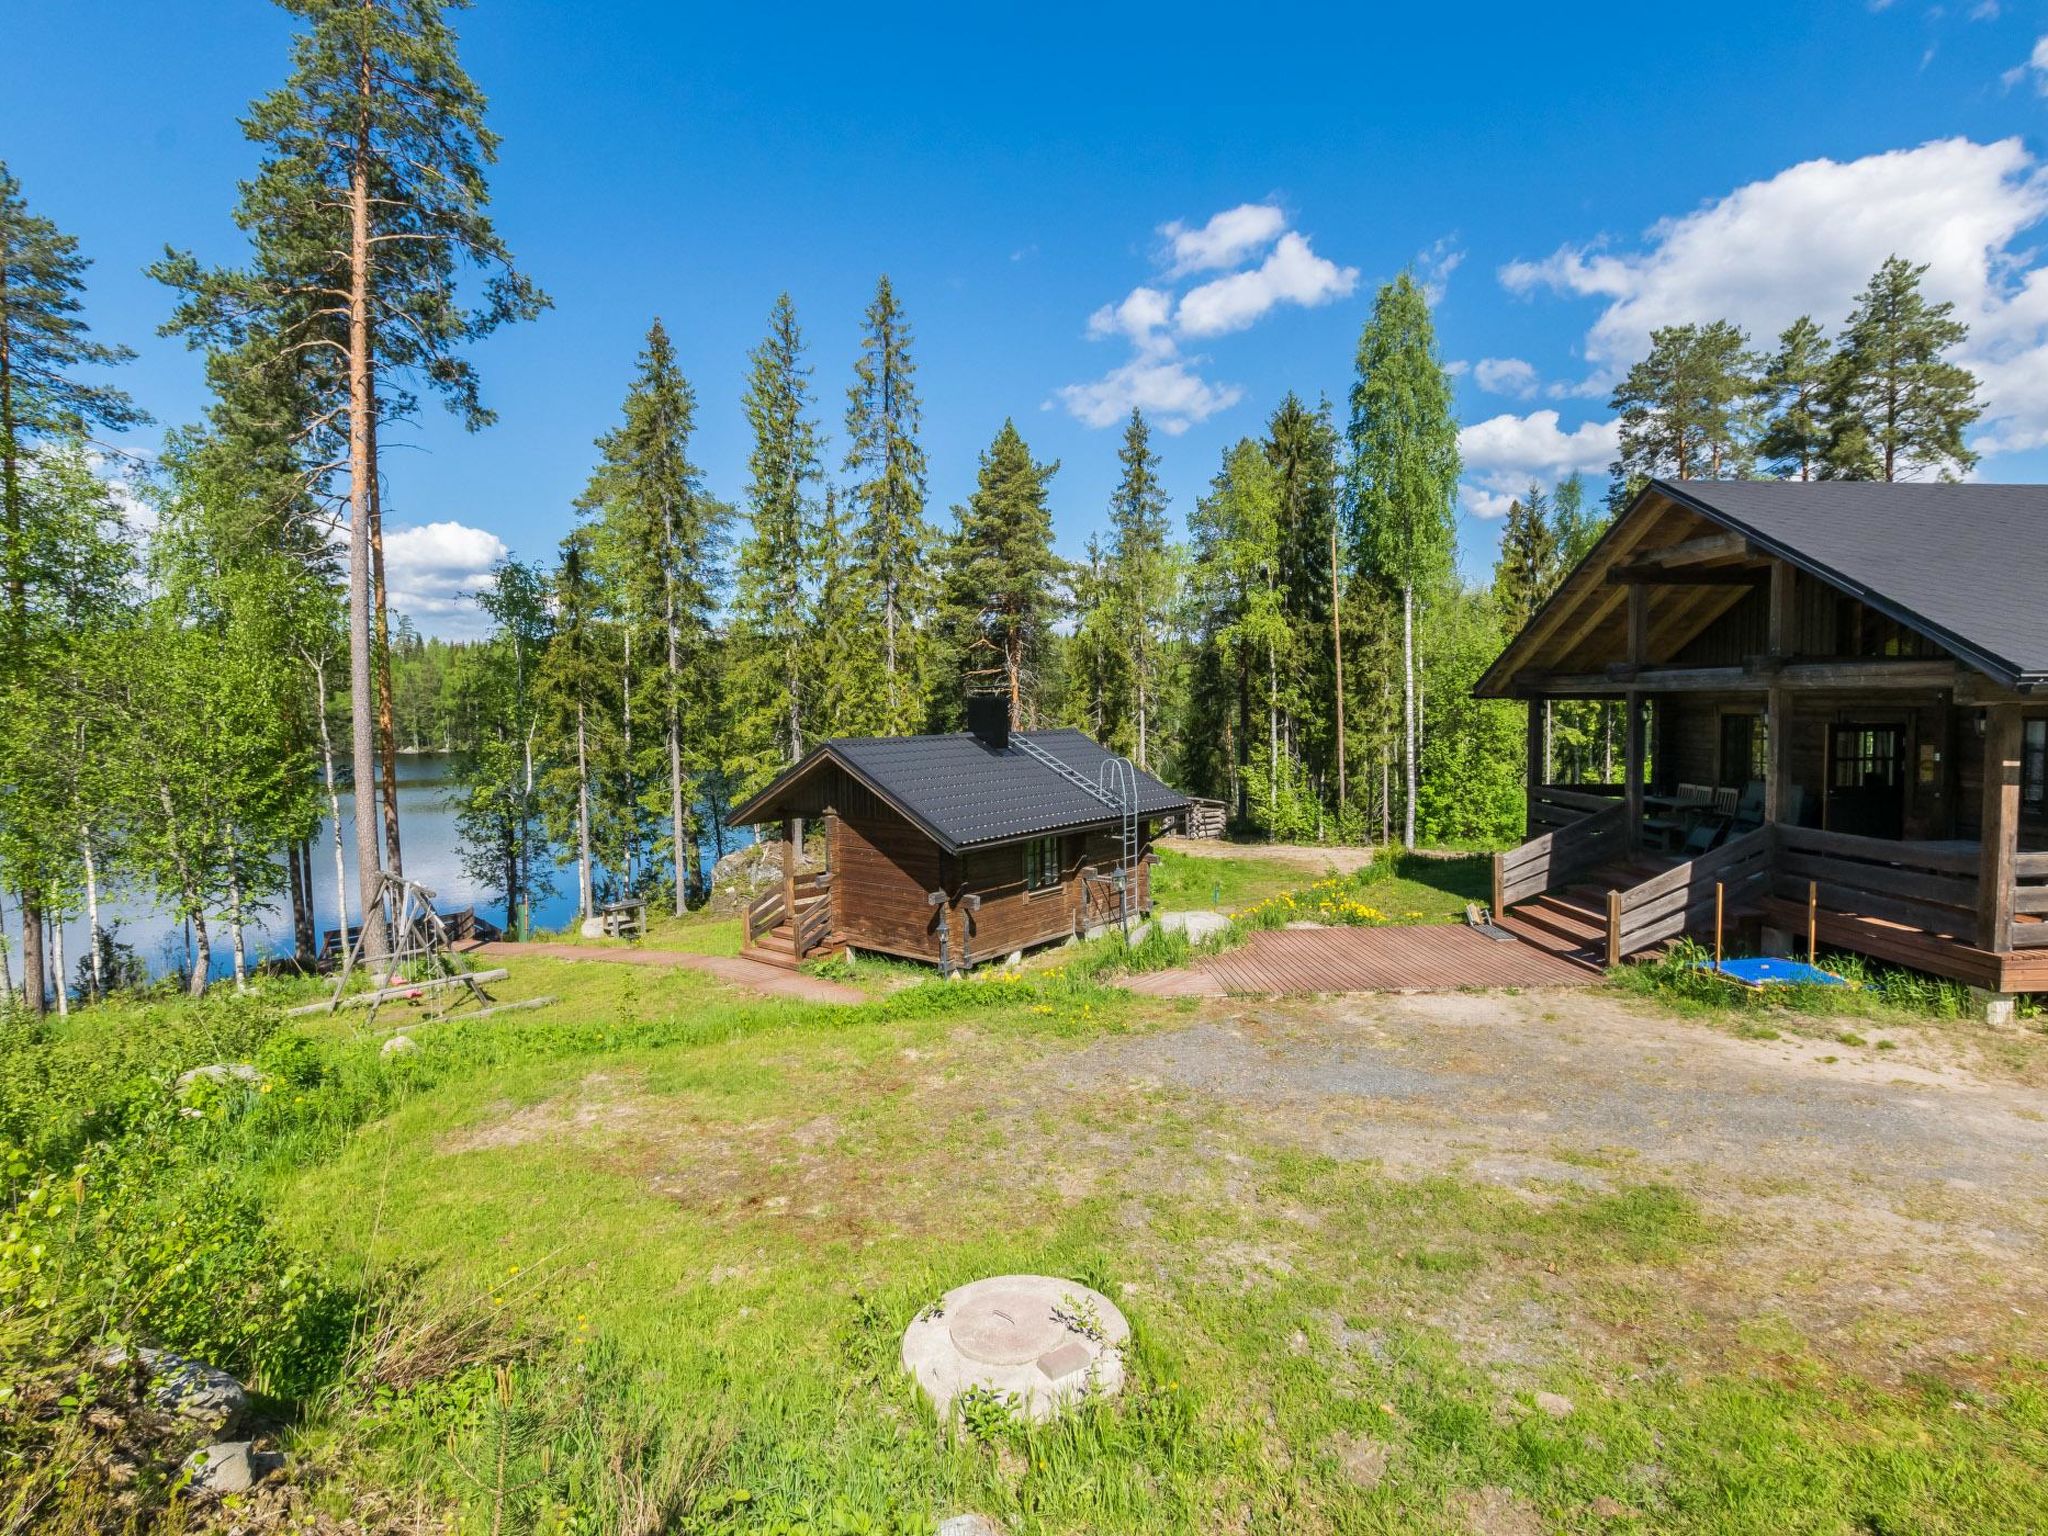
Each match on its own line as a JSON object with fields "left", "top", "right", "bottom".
{"left": 1150, "top": 848, "right": 1490, "bottom": 925}
{"left": 8, "top": 928, "right": 2044, "bottom": 1532}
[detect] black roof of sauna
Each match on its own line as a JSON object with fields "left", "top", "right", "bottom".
{"left": 730, "top": 728, "right": 1189, "bottom": 853}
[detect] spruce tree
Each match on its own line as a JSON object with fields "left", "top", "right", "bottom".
{"left": 1347, "top": 272, "right": 1459, "bottom": 850}
{"left": 843, "top": 275, "right": 932, "bottom": 733}
{"left": 733, "top": 294, "right": 824, "bottom": 785}
{"left": 1757, "top": 316, "right": 1832, "bottom": 481}
{"left": 1824, "top": 255, "right": 1980, "bottom": 482}
{"left": 1264, "top": 393, "right": 1344, "bottom": 806}
{"left": 538, "top": 533, "right": 612, "bottom": 921}
{"left": 0, "top": 161, "right": 144, "bottom": 1014}
{"left": 156, "top": 0, "right": 547, "bottom": 956}
{"left": 942, "top": 420, "right": 1061, "bottom": 727}
{"left": 1106, "top": 409, "right": 1173, "bottom": 770}
{"left": 579, "top": 319, "right": 723, "bottom": 913}
{"left": 1492, "top": 482, "right": 1558, "bottom": 631}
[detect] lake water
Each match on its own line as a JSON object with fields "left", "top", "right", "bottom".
{"left": 38, "top": 753, "right": 753, "bottom": 990}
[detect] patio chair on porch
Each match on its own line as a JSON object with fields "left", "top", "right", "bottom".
{"left": 1682, "top": 814, "right": 1729, "bottom": 856}
{"left": 1732, "top": 780, "right": 1766, "bottom": 833}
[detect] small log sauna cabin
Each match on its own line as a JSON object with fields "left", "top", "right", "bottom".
{"left": 729, "top": 699, "right": 1189, "bottom": 973}
{"left": 1478, "top": 477, "right": 2048, "bottom": 1013}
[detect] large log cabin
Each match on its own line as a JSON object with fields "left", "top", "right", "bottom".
{"left": 729, "top": 699, "right": 1189, "bottom": 973}
{"left": 1476, "top": 478, "right": 2048, "bottom": 1013}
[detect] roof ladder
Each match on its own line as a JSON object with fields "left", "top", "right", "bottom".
{"left": 1012, "top": 736, "right": 1140, "bottom": 933}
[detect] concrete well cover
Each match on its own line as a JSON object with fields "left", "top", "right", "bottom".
{"left": 902, "top": 1275, "right": 1130, "bottom": 1422}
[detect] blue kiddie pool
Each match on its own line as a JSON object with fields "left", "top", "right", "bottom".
{"left": 1696, "top": 956, "right": 1851, "bottom": 990}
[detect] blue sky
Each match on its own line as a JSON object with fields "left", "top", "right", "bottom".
{"left": 9, "top": 0, "right": 2048, "bottom": 634}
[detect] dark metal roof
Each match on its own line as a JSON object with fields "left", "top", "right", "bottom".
{"left": 1653, "top": 479, "right": 2048, "bottom": 688}
{"left": 730, "top": 728, "right": 1190, "bottom": 854}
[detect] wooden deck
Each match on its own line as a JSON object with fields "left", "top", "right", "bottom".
{"left": 1188, "top": 924, "right": 1598, "bottom": 997}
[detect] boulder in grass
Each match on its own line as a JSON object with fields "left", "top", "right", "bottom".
{"left": 381, "top": 1034, "right": 419, "bottom": 1056}
{"left": 173, "top": 1063, "right": 265, "bottom": 1096}
{"left": 937, "top": 1518, "right": 1004, "bottom": 1536}
{"left": 181, "top": 1440, "right": 284, "bottom": 1495}
{"left": 101, "top": 1346, "right": 248, "bottom": 1436}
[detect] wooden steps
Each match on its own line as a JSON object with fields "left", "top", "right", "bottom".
{"left": 1500, "top": 854, "right": 1687, "bottom": 969}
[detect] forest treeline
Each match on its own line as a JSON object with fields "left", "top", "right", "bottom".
{"left": 0, "top": 0, "right": 1982, "bottom": 1013}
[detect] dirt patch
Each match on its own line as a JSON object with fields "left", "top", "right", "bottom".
{"left": 440, "top": 1071, "right": 648, "bottom": 1153}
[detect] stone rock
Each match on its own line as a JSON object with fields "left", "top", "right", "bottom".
{"left": 1533, "top": 1391, "right": 1575, "bottom": 1419}
{"left": 579, "top": 917, "right": 606, "bottom": 940}
{"left": 936, "top": 1517, "right": 1003, "bottom": 1536}
{"left": 181, "top": 1440, "right": 283, "bottom": 1495}
{"left": 1156, "top": 910, "right": 1232, "bottom": 943}
{"left": 706, "top": 840, "right": 825, "bottom": 917}
{"left": 381, "top": 1034, "right": 419, "bottom": 1056}
{"left": 172, "top": 1063, "right": 264, "bottom": 1096}
{"left": 902, "top": 1274, "right": 1130, "bottom": 1424}
{"left": 102, "top": 1347, "right": 248, "bottom": 1435}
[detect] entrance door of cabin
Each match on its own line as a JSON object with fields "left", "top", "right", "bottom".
{"left": 1826, "top": 724, "right": 1906, "bottom": 839}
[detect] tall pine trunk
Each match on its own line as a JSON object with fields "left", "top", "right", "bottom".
{"left": 0, "top": 889, "right": 14, "bottom": 1008}
{"left": 1402, "top": 584, "right": 1417, "bottom": 852}
{"left": 575, "top": 700, "right": 594, "bottom": 919}
{"left": 1330, "top": 524, "right": 1346, "bottom": 813}
{"left": 665, "top": 505, "right": 687, "bottom": 916}
{"left": 371, "top": 466, "right": 403, "bottom": 878}
{"left": 345, "top": 71, "right": 386, "bottom": 960}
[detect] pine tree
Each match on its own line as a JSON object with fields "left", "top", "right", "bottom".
{"left": 1757, "top": 316, "right": 1831, "bottom": 481}
{"left": 1106, "top": 410, "right": 1173, "bottom": 770}
{"left": 1607, "top": 320, "right": 1759, "bottom": 510}
{"left": 0, "top": 162, "right": 144, "bottom": 1014}
{"left": 1550, "top": 472, "right": 1602, "bottom": 564}
{"left": 538, "top": 533, "right": 612, "bottom": 920}
{"left": 1492, "top": 482, "right": 1558, "bottom": 631}
{"left": 1347, "top": 272, "right": 1459, "bottom": 851}
{"left": 941, "top": 420, "right": 1061, "bottom": 727}
{"left": 579, "top": 318, "right": 724, "bottom": 913}
{"left": 842, "top": 276, "right": 932, "bottom": 733}
{"left": 1824, "top": 255, "right": 1980, "bottom": 482}
{"left": 732, "top": 294, "right": 824, "bottom": 787}
{"left": 156, "top": 0, "right": 547, "bottom": 957}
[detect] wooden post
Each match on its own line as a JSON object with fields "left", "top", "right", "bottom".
{"left": 1807, "top": 880, "right": 1818, "bottom": 965}
{"left": 1766, "top": 558, "right": 1796, "bottom": 659}
{"left": 1765, "top": 684, "right": 1790, "bottom": 825}
{"left": 1524, "top": 697, "right": 1546, "bottom": 839}
{"left": 1623, "top": 691, "right": 1645, "bottom": 849}
{"left": 1606, "top": 888, "right": 1623, "bottom": 969}
{"left": 1714, "top": 881, "right": 1724, "bottom": 971}
{"left": 1977, "top": 703, "right": 2021, "bottom": 953}
{"left": 781, "top": 815, "right": 798, "bottom": 947}
{"left": 1491, "top": 853, "right": 1506, "bottom": 921}
{"left": 1626, "top": 582, "right": 1648, "bottom": 668}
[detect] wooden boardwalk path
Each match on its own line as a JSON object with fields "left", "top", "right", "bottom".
{"left": 1126, "top": 924, "right": 1598, "bottom": 999}
{"left": 470, "top": 941, "right": 864, "bottom": 1005}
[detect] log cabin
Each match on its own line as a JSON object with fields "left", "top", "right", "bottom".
{"left": 1476, "top": 477, "right": 2048, "bottom": 1016}
{"left": 729, "top": 697, "right": 1189, "bottom": 973}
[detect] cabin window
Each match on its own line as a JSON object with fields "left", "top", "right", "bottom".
{"left": 1023, "top": 836, "right": 1061, "bottom": 892}
{"left": 2025, "top": 719, "right": 2047, "bottom": 814}
{"left": 1719, "top": 713, "right": 1768, "bottom": 786}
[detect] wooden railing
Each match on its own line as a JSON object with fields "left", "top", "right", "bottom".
{"left": 744, "top": 872, "right": 832, "bottom": 955}
{"left": 1495, "top": 796, "right": 1630, "bottom": 912}
{"left": 1605, "top": 823, "right": 1775, "bottom": 965}
{"left": 2011, "top": 850, "right": 2048, "bottom": 949}
{"left": 1771, "top": 827, "right": 1981, "bottom": 941}
{"left": 1526, "top": 783, "right": 1624, "bottom": 835}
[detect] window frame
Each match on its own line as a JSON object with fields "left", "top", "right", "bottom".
{"left": 1022, "top": 834, "right": 1062, "bottom": 894}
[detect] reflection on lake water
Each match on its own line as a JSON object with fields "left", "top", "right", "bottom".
{"left": 47, "top": 754, "right": 751, "bottom": 987}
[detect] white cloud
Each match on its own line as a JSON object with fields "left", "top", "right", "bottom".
{"left": 1175, "top": 231, "right": 1358, "bottom": 338}
{"left": 1457, "top": 409, "right": 1620, "bottom": 518}
{"left": 1086, "top": 286, "right": 1174, "bottom": 352}
{"left": 1416, "top": 237, "right": 1465, "bottom": 304}
{"left": 383, "top": 520, "right": 509, "bottom": 637}
{"left": 1474, "top": 356, "right": 1539, "bottom": 398}
{"left": 1057, "top": 203, "right": 1358, "bottom": 432}
{"left": 1159, "top": 203, "right": 1287, "bottom": 277}
{"left": 2003, "top": 34, "right": 2048, "bottom": 92}
{"left": 1052, "top": 356, "right": 1243, "bottom": 434}
{"left": 1500, "top": 136, "right": 2048, "bottom": 453}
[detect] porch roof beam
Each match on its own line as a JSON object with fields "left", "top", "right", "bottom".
{"left": 1513, "top": 658, "right": 1965, "bottom": 697}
